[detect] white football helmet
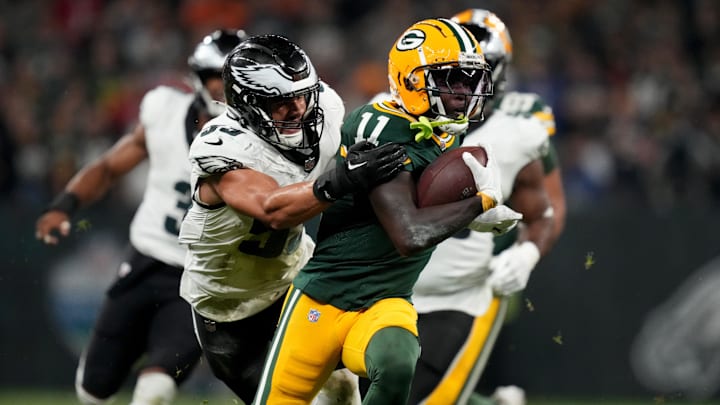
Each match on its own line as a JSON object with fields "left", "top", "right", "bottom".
{"left": 452, "top": 9, "right": 513, "bottom": 94}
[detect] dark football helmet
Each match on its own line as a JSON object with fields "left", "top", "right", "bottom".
{"left": 188, "top": 29, "right": 248, "bottom": 116}
{"left": 222, "top": 34, "right": 323, "bottom": 169}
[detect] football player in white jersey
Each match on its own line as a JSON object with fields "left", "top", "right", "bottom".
{"left": 178, "top": 34, "right": 406, "bottom": 405}
{"left": 34, "top": 30, "right": 247, "bottom": 405}
{"left": 407, "top": 9, "right": 567, "bottom": 405}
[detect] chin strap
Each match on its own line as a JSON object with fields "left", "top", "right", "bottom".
{"left": 410, "top": 115, "right": 468, "bottom": 142}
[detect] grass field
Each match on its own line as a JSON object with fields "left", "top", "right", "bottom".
{"left": 3, "top": 390, "right": 720, "bottom": 405}
{"left": 0, "top": 390, "right": 240, "bottom": 405}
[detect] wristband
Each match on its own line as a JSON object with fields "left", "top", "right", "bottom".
{"left": 45, "top": 191, "right": 80, "bottom": 216}
{"left": 476, "top": 191, "right": 497, "bottom": 212}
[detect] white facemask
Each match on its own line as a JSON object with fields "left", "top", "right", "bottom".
{"left": 278, "top": 130, "right": 304, "bottom": 147}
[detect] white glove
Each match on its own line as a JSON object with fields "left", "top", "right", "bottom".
{"left": 462, "top": 147, "right": 503, "bottom": 207}
{"left": 487, "top": 241, "right": 540, "bottom": 296}
{"left": 468, "top": 204, "right": 523, "bottom": 235}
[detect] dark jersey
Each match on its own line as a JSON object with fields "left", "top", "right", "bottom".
{"left": 293, "top": 101, "right": 460, "bottom": 310}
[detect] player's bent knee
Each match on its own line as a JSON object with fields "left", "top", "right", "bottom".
{"left": 366, "top": 327, "right": 420, "bottom": 387}
{"left": 129, "top": 371, "right": 177, "bottom": 405}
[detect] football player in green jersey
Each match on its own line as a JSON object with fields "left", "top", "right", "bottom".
{"left": 407, "top": 9, "right": 567, "bottom": 405}
{"left": 253, "top": 18, "right": 522, "bottom": 405}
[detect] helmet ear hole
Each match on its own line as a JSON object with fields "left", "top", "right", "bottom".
{"left": 403, "top": 76, "right": 415, "bottom": 91}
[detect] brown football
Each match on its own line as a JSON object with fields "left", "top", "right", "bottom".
{"left": 416, "top": 146, "right": 488, "bottom": 208}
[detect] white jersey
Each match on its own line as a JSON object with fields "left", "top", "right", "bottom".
{"left": 413, "top": 92, "right": 551, "bottom": 316}
{"left": 129, "top": 86, "right": 195, "bottom": 267}
{"left": 179, "top": 83, "right": 344, "bottom": 322}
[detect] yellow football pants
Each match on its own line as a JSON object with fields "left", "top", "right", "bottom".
{"left": 253, "top": 286, "right": 418, "bottom": 404}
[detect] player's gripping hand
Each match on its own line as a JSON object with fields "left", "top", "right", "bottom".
{"left": 35, "top": 210, "right": 72, "bottom": 245}
{"left": 468, "top": 204, "right": 522, "bottom": 235}
{"left": 487, "top": 241, "right": 540, "bottom": 296}
{"left": 462, "top": 145, "right": 503, "bottom": 211}
{"left": 313, "top": 141, "right": 407, "bottom": 202}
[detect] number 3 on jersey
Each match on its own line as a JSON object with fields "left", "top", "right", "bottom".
{"left": 164, "top": 180, "right": 192, "bottom": 236}
{"left": 238, "top": 219, "right": 300, "bottom": 258}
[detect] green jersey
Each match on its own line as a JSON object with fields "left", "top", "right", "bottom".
{"left": 293, "top": 101, "right": 460, "bottom": 310}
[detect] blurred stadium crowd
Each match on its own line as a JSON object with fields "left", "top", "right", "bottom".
{"left": 1, "top": 0, "right": 719, "bottom": 216}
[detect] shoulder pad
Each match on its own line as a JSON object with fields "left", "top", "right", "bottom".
{"left": 493, "top": 92, "right": 555, "bottom": 136}
{"left": 341, "top": 103, "right": 418, "bottom": 147}
{"left": 189, "top": 117, "right": 256, "bottom": 177}
{"left": 318, "top": 81, "right": 345, "bottom": 122}
{"left": 140, "top": 85, "right": 192, "bottom": 127}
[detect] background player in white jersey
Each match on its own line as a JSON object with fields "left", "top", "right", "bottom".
{"left": 34, "top": 29, "right": 247, "bottom": 405}
{"left": 179, "top": 34, "right": 406, "bottom": 405}
{"left": 407, "top": 9, "right": 567, "bottom": 405}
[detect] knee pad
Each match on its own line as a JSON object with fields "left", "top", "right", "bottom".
{"left": 129, "top": 371, "right": 177, "bottom": 405}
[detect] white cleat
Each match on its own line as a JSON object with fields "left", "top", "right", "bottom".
{"left": 491, "top": 385, "right": 526, "bottom": 405}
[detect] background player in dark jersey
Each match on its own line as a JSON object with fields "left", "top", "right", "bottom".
{"left": 253, "top": 18, "right": 522, "bottom": 405}
{"left": 34, "top": 29, "right": 247, "bottom": 405}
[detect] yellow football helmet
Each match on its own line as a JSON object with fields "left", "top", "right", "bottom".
{"left": 452, "top": 9, "right": 513, "bottom": 92}
{"left": 387, "top": 18, "right": 493, "bottom": 119}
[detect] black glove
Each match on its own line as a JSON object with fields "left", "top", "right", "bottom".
{"left": 313, "top": 141, "right": 407, "bottom": 202}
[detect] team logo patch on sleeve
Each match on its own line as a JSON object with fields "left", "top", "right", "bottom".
{"left": 307, "top": 309, "right": 321, "bottom": 323}
{"left": 195, "top": 156, "right": 243, "bottom": 174}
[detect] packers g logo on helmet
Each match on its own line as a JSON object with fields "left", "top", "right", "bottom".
{"left": 387, "top": 18, "right": 493, "bottom": 118}
{"left": 396, "top": 29, "right": 426, "bottom": 51}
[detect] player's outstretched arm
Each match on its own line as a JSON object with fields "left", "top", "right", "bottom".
{"left": 204, "top": 142, "right": 406, "bottom": 230}
{"left": 35, "top": 123, "right": 148, "bottom": 245}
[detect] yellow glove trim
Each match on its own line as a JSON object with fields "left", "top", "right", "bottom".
{"left": 477, "top": 192, "right": 497, "bottom": 212}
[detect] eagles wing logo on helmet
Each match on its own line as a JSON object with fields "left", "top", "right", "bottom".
{"left": 396, "top": 29, "right": 426, "bottom": 51}
{"left": 229, "top": 65, "right": 291, "bottom": 96}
